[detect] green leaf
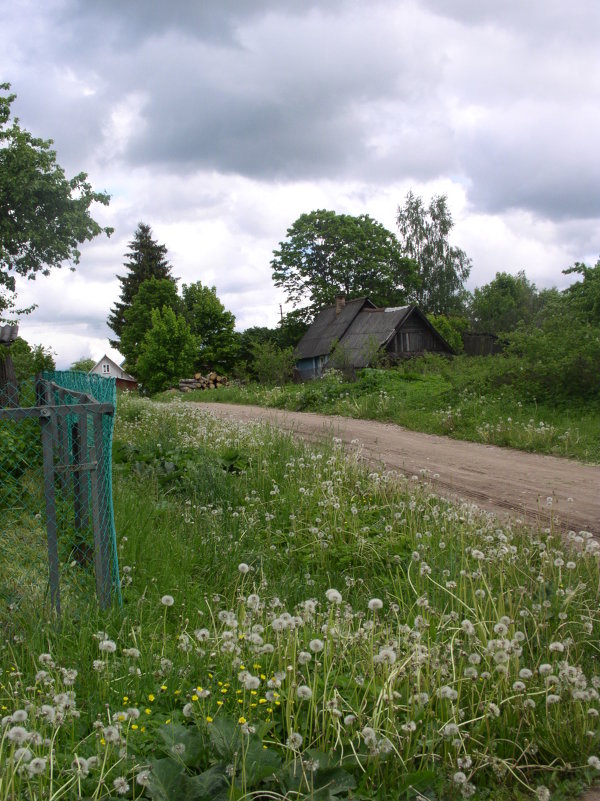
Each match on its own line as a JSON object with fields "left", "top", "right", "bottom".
{"left": 157, "top": 723, "right": 207, "bottom": 768}
{"left": 146, "top": 758, "right": 187, "bottom": 801}
{"left": 242, "top": 739, "right": 282, "bottom": 784}
{"left": 185, "top": 765, "right": 228, "bottom": 801}
{"left": 208, "top": 717, "right": 239, "bottom": 760}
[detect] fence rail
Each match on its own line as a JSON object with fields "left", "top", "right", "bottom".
{"left": 0, "top": 371, "right": 121, "bottom": 616}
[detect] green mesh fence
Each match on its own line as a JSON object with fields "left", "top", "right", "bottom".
{"left": 0, "top": 371, "right": 121, "bottom": 617}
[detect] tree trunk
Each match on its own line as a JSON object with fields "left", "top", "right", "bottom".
{"left": 0, "top": 348, "right": 19, "bottom": 407}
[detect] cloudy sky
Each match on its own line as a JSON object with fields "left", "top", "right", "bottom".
{"left": 2, "top": 0, "right": 599, "bottom": 368}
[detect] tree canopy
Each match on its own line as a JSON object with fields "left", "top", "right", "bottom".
{"left": 0, "top": 84, "right": 112, "bottom": 319}
{"left": 119, "top": 278, "right": 182, "bottom": 369}
{"left": 70, "top": 356, "right": 96, "bottom": 373}
{"left": 469, "top": 270, "right": 544, "bottom": 334}
{"left": 108, "top": 223, "right": 176, "bottom": 349}
{"left": 135, "top": 306, "right": 199, "bottom": 394}
{"left": 271, "top": 210, "right": 419, "bottom": 318}
{"left": 181, "top": 282, "right": 238, "bottom": 373}
{"left": 396, "top": 191, "right": 471, "bottom": 315}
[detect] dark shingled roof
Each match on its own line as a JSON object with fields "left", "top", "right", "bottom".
{"left": 337, "top": 307, "right": 412, "bottom": 367}
{"left": 294, "top": 298, "right": 375, "bottom": 359}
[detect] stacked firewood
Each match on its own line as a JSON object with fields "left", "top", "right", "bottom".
{"left": 179, "top": 372, "right": 228, "bottom": 392}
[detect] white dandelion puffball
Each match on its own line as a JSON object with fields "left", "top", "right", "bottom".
{"left": 161, "top": 595, "right": 175, "bottom": 607}
{"left": 368, "top": 598, "right": 383, "bottom": 611}
{"left": 296, "top": 685, "right": 313, "bottom": 700}
{"left": 325, "top": 588, "right": 342, "bottom": 604}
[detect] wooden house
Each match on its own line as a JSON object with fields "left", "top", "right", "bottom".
{"left": 89, "top": 355, "right": 138, "bottom": 390}
{"left": 295, "top": 296, "right": 453, "bottom": 379}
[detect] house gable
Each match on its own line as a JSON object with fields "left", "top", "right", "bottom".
{"left": 90, "top": 355, "right": 136, "bottom": 382}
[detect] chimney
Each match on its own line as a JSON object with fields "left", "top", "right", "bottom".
{"left": 335, "top": 294, "right": 346, "bottom": 316}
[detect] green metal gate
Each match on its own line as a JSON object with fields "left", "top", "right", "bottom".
{"left": 0, "top": 371, "right": 121, "bottom": 615}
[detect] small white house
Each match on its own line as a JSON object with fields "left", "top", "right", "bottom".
{"left": 90, "top": 355, "right": 137, "bottom": 389}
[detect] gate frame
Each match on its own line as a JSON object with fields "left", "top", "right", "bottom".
{"left": 0, "top": 377, "right": 116, "bottom": 615}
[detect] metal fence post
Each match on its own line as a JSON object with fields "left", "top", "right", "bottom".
{"left": 39, "top": 402, "right": 61, "bottom": 618}
{"left": 90, "top": 412, "right": 110, "bottom": 608}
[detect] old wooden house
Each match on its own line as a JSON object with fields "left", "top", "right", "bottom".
{"left": 295, "top": 296, "right": 454, "bottom": 379}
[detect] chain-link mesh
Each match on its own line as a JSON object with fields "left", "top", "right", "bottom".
{"left": 0, "top": 371, "right": 121, "bottom": 617}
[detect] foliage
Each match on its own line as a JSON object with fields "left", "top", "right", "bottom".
{"left": 276, "top": 308, "right": 311, "bottom": 349}
{"left": 563, "top": 258, "right": 600, "bottom": 325}
{"left": 396, "top": 190, "right": 471, "bottom": 314}
{"left": 271, "top": 209, "right": 419, "bottom": 316}
{"left": 135, "top": 306, "right": 199, "bottom": 393}
{"left": 504, "top": 259, "right": 600, "bottom": 402}
{"left": 0, "top": 83, "right": 112, "bottom": 319}
{"left": 426, "top": 313, "right": 469, "bottom": 353}
{"left": 250, "top": 340, "right": 296, "bottom": 384}
{"left": 4, "top": 336, "right": 55, "bottom": 381}
{"left": 119, "top": 278, "right": 182, "bottom": 369}
{"left": 469, "top": 270, "right": 553, "bottom": 334}
{"left": 108, "top": 222, "right": 176, "bottom": 350}
{"left": 69, "top": 356, "right": 95, "bottom": 373}
{"left": 182, "top": 281, "right": 238, "bottom": 373}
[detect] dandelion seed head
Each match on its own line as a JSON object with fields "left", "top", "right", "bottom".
{"left": 161, "top": 595, "right": 175, "bottom": 607}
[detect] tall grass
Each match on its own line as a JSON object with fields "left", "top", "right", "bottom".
{"left": 1, "top": 395, "right": 600, "bottom": 799}
{"left": 171, "top": 356, "right": 600, "bottom": 463}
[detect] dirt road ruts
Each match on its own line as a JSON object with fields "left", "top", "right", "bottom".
{"left": 194, "top": 402, "right": 600, "bottom": 536}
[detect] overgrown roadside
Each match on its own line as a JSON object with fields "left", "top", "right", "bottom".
{"left": 193, "top": 401, "right": 600, "bottom": 537}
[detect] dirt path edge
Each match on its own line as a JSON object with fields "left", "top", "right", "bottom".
{"left": 193, "top": 402, "right": 599, "bottom": 537}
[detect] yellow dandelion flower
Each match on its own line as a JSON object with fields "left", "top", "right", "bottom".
{"left": 238, "top": 716, "right": 247, "bottom": 724}
{"left": 259, "top": 699, "right": 267, "bottom": 704}
{"left": 206, "top": 716, "right": 213, "bottom": 723}
{"left": 196, "top": 687, "right": 203, "bottom": 693}
{"left": 217, "top": 701, "right": 223, "bottom": 706}
{"left": 145, "top": 708, "right": 151, "bottom": 715}
{"left": 238, "top": 699, "right": 243, "bottom": 704}
{"left": 174, "top": 690, "right": 180, "bottom": 695}
{"left": 132, "top": 724, "right": 138, "bottom": 730}
{"left": 192, "top": 695, "right": 198, "bottom": 701}
{"left": 161, "top": 685, "right": 167, "bottom": 691}
{"left": 148, "top": 694, "right": 155, "bottom": 702}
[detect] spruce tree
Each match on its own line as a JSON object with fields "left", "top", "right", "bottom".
{"left": 108, "top": 223, "right": 176, "bottom": 350}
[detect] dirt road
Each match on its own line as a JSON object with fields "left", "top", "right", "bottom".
{"left": 196, "top": 402, "right": 599, "bottom": 536}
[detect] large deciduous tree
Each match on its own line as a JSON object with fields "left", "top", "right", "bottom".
{"left": 108, "top": 223, "right": 176, "bottom": 350}
{"left": 271, "top": 210, "right": 419, "bottom": 318}
{"left": 181, "top": 282, "right": 238, "bottom": 372}
{"left": 119, "top": 278, "right": 182, "bottom": 369}
{"left": 0, "top": 83, "right": 112, "bottom": 319}
{"left": 469, "top": 270, "right": 542, "bottom": 334}
{"left": 396, "top": 191, "right": 471, "bottom": 315}
{"left": 135, "top": 306, "right": 199, "bottom": 394}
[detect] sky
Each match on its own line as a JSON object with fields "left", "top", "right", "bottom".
{"left": 1, "top": 0, "right": 599, "bottom": 369}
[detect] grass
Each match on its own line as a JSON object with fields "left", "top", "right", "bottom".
{"left": 165, "top": 355, "right": 600, "bottom": 464}
{"left": 1, "top": 394, "right": 600, "bottom": 799}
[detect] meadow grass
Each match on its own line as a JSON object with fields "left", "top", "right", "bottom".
{"left": 170, "top": 356, "right": 600, "bottom": 464}
{"left": 1, "top": 394, "right": 600, "bottom": 799}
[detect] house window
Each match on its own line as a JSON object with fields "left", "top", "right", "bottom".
{"left": 102, "top": 363, "right": 110, "bottom": 374}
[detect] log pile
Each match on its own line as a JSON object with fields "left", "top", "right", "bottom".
{"left": 179, "top": 372, "right": 228, "bottom": 392}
